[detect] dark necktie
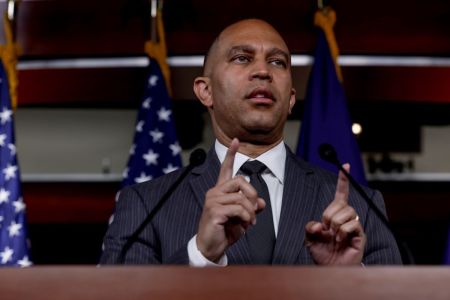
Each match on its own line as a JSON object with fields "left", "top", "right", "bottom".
{"left": 240, "top": 160, "right": 276, "bottom": 264}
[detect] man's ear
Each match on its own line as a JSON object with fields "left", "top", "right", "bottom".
{"left": 193, "top": 76, "right": 213, "bottom": 107}
{"left": 288, "top": 88, "right": 296, "bottom": 114}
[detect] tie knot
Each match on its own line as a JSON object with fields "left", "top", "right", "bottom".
{"left": 240, "top": 160, "right": 267, "bottom": 175}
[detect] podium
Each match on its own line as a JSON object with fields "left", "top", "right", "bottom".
{"left": 1, "top": 266, "right": 450, "bottom": 299}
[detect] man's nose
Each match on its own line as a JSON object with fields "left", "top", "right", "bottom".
{"left": 249, "top": 61, "right": 273, "bottom": 81}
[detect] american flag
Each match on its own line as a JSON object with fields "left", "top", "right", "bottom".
{"left": 121, "top": 58, "right": 182, "bottom": 187}
{"left": 0, "top": 61, "right": 32, "bottom": 267}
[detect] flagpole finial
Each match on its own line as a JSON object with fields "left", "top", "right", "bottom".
{"left": 317, "top": 0, "right": 331, "bottom": 12}
{"left": 150, "top": 0, "right": 157, "bottom": 43}
{"left": 7, "top": 0, "right": 19, "bottom": 42}
{"left": 7, "top": 0, "right": 17, "bottom": 22}
{"left": 149, "top": 0, "right": 165, "bottom": 43}
{"left": 151, "top": 0, "right": 157, "bottom": 17}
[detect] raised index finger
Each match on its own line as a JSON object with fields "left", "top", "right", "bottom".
{"left": 334, "top": 163, "right": 350, "bottom": 204}
{"left": 217, "top": 138, "right": 240, "bottom": 185}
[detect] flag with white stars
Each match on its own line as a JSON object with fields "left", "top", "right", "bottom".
{"left": 0, "top": 61, "right": 32, "bottom": 267}
{"left": 122, "top": 58, "right": 182, "bottom": 187}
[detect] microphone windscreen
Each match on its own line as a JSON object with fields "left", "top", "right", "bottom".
{"left": 189, "top": 148, "right": 207, "bottom": 167}
{"left": 318, "top": 143, "right": 339, "bottom": 165}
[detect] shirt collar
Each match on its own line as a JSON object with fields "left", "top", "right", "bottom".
{"left": 215, "top": 139, "right": 286, "bottom": 184}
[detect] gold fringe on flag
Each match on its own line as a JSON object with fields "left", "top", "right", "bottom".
{"left": 314, "top": 7, "right": 343, "bottom": 82}
{"left": 0, "top": 14, "right": 20, "bottom": 110}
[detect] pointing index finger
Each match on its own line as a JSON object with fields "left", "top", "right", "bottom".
{"left": 334, "top": 163, "right": 350, "bottom": 204}
{"left": 217, "top": 138, "right": 240, "bottom": 185}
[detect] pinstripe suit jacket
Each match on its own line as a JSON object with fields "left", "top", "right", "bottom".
{"left": 100, "top": 145, "right": 402, "bottom": 265}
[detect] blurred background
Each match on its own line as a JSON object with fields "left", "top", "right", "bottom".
{"left": 1, "top": 0, "right": 450, "bottom": 264}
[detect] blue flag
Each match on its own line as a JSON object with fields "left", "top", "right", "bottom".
{"left": 296, "top": 29, "right": 367, "bottom": 185}
{"left": 0, "top": 61, "right": 32, "bottom": 267}
{"left": 444, "top": 227, "right": 450, "bottom": 264}
{"left": 122, "top": 58, "right": 182, "bottom": 187}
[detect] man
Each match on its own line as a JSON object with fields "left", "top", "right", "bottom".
{"left": 100, "top": 19, "right": 402, "bottom": 265}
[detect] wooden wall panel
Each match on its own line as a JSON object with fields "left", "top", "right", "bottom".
{"left": 14, "top": 0, "right": 148, "bottom": 56}
{"left": 0, "top": 0, "right": 447, "bottom": 107}
{"left": 23, "top": 182, "right": 117, "bottom": 223}
{"left": 18, "top": 68, "right": 148, "bottom": 106}
{"left": 2, "top": 0, "right": 448, "bottom": 56}
{"left": 343, "top": 67, "right": 450, "bottom": 104}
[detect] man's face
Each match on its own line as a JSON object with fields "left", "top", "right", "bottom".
{"left": 196, "top": 19, "right": 296, "bottom": 145}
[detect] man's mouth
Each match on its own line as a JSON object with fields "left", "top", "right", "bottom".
{"left": 246, "top": 88, "right": 276, "bottom": 104}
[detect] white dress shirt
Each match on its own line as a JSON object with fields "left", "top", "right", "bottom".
{"left": 187, "top": 140, "right": 287, "bottom": 266}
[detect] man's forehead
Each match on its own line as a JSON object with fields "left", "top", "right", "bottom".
{"left": 218, "top": 21, "right": 289, "bottom": 52}
{"left": 203, "top": 19, "right": 290, "bottom": 74}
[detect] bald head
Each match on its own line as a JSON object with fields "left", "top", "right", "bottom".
{"left": 193, "top": 18, "right": 296, "bottom": 148}
{"left": 203, "top": 19, "right": 291, "bottom": 76}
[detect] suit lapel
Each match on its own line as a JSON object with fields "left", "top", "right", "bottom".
{"left": 188, "top": 147, "right": 252, "bottom": 264}
{"left": 272, "top": 147, "right": 318, "bottom": 264}
{"left": 189, "top": 147, "right": 220, "bottom": 209}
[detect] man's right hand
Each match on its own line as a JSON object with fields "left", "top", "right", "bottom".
{"left": 196, "top": 138, "right": 265, "bottom": 262}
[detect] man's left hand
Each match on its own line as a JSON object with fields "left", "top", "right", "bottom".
{"left": 305, "top": 164, "right": 366, "bottom": 265}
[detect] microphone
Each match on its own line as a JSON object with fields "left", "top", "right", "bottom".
{"left": 318, "top": 143, "right": 413, "bottom": 264}
{"left": 117, "top": 148, "right": 207, "bottom": 264}
{"left": 318, "top": 143, "right": 340, "bottom": 165}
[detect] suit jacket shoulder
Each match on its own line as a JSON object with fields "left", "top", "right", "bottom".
{"left": 100, "top": 148, "right": 220, "bottom": 265}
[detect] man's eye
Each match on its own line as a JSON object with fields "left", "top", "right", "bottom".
{"left": 270, "top": 59, "right": 287, "bottom": 68}
{"left": 232, "top": 56, "right": 250, "bottom": 63}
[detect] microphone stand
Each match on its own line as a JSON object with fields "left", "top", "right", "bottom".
{"left": 318, "top": 144, "right": 414, "bottom": 264}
